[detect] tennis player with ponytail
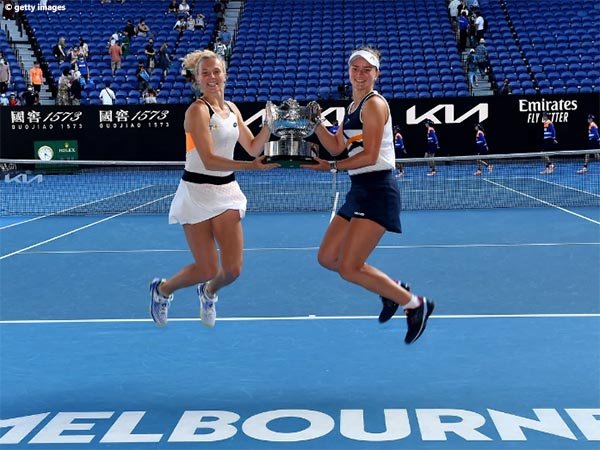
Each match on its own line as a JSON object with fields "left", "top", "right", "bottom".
{"left": 149, "top": 49, "right": 277, "bottom": 328}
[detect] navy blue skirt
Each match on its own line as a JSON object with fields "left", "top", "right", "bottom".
{"left": 337, "top": 170, "right": 402, "bottom": 233}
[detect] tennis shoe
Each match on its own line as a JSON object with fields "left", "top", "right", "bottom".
{"left": 198, "top": 283, "right": 218, "bottom": 328}
{"left": 474, "top": 169, "right": 482, "bottom": 176}
{"left": 577, "top": 167, "right": 588, "bottom": 174}
{"left": 379, "top": 281, "right": 411, "bottom": 323}
{"left": 149, "top": 278, "right": 173, "bottom": 326}
{"left": 427, "top": 170, "right": 437, "bottom": 177}
{"left": 404, "top": 296, "right": 435, "bottom": 345}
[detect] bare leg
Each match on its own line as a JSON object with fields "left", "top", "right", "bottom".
{"left": 318, "top": 216, "right": 412, "bottom": 306}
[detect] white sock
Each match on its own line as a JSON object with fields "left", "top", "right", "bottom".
{"left": 204, "top": 282, "right": 217, "bottom": 299}
{"left": 404, "top": 294, "right": 420, "bottom": 310}
{"left": 157, "top": 281, "right": 170, "bottom": 299}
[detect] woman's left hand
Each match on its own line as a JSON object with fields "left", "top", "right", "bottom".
{"left": 301, "top": 157, "right": 329, "bottom": 171}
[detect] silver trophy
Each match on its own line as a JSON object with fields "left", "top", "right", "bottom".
{"left": 263, "top": 98, "right": 321, "bottom": 168}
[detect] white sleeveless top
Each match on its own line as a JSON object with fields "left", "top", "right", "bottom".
{"left": 185, "top": 99, "right": 239, "bottom": 177}
{"left": 169, "top": 99, "right": 247, "bottom": 225}
{"left": 342, "top": 91, "right": 395, "bottom": 176}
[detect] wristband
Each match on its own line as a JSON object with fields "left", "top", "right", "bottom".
{"left": 329, "top": 160, "right": 337, "bottom": 173}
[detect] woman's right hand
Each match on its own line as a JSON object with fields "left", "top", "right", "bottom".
{"left": 251, "top": 154, "right": 279, "bottom": 171}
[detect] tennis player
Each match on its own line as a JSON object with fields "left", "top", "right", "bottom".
{"left": 150, "top": 49, "right": 277, "bottom": 328}
{"left": 304, "top": 47, "right": 435, "bottom": 344}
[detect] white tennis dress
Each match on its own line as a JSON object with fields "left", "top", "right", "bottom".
{"left": 168, "top": 100, "right": 247, "bottom": 224}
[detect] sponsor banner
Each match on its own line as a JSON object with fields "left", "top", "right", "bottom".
{"left": 0, "top": 95, "right": 598, "bottom": 161}
{"left": 33, "top": 140, "right": 78, "bottom": 161}
{"left": 0, "top": 105, "right": 185, "bottom": 161}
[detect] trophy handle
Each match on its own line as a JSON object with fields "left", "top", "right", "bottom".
{"left": 264, "top": 101, "right": 274, "bottom": 130}
{"left": 306, "top": 101, "right": 323, "bottom": 126}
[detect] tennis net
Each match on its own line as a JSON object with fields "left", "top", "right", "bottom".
{"left": 1, "top": 150, "right": 598, "bottom": 216}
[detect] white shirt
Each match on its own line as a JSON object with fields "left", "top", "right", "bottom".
{"left": 475, "top": 16, "right": 485, "bottom": 31}
{"left": 448, "top": 0, "right": 460, "bottom": 17}
{"left": 99, "top": 87, "right": 116, "bottom": 105}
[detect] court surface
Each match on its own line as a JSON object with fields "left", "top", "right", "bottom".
{"left": 1, "top": 203, "right": 599, "bottom": 450}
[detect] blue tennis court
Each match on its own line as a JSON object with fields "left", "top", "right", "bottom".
{"left": 1, "top": 159, "right": 599, "bottom": 449}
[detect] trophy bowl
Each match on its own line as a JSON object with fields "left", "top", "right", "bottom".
{"left": 263, "top": 99, "right": 321, "bottom": 168}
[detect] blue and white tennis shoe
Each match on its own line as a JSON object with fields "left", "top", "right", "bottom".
{"left": 149, "top": 278, "right": 173, "bottom": 326}
{"left": 197, "top": 283, "right": 218, "bottom": 328}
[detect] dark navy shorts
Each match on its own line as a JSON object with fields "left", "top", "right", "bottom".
{"left": 337, "top": 170, "right": 402, "bottom": 233}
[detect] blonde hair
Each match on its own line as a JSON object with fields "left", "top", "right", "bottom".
{"left": 182, "top": 49, "right": 224, "bottom": 78}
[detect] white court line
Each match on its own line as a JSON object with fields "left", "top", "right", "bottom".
{"left": 1, "top": 313, "right": 598, "bottom": 325}
{"left": 15, "top": 241, "right": 600, "bottom": 255}
{"left": 0, "top": 185, "right": 159, "bottom": 230}
{"left": 0, "top": 193, "right": 174, "bottom": 260}
{"left": 532, "top": 176, "right": 600, "bottom": 198}
{"left": 484, "top": 178, "right": 600, "bottom": 225}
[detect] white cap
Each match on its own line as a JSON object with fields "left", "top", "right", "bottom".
{"left": 348, "top": 50, "right": 380, "bottom": 70}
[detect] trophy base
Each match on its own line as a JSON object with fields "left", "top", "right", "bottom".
{"left": 264, "top": 140, "right": 319, "bottom": 169}
{"left": 264, "top": 155, "right": 318, "bottom": 169}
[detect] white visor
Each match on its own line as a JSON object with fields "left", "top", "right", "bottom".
{"left": 348, "top": 50, "right": 380, "bottom": 70}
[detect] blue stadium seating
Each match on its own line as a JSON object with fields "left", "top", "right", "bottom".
{"left": 6, "top": 0, "right": 598, "bottom": 103}
{"left": 22, "top": 0, "right": 215, "bottom": 104}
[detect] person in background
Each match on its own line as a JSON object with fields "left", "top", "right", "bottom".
{"left": 578, "top": 114, "right": 600, "bottom": 174}
{"left": 167, "top": 0, "right": 178, "bottom": 13}
{"left": 76, "top": 56, "right": 90, "bottom": 82}
{"left": 79, "top": 38, "right": 89, "bottom": 60}
{"left": 109, "top": 40, "right": 122, "bottom": 75}
{"left": 20, "top": 84, "right": 39, "bottom": 106}
{"left": 143, "top": 87, "right": 158, "bottom": 103}
{"left": 473, "top": 123, "right": 492, "bottom": 175}
{"left": 178, "top": 0, "right": 190, "bottom": 14}
{"left": 475, "top": 38, "right": 488, "bottom": 78}
{"left": 70, "top": 71, "right": 83, "bottom": 105}
{"left": 0, "top": 57, "right": 11, "bottom": 93}
{"left": 136, "top": 18, "right": 150, "bottom": 37}
{"left": 136, "top": 61, "right": 151, "bottom": 91}
{"left": 144, "top": 39, "right": 156, "bottom": 72}
{"left": 466, "top": 48, "right": 478, "bottom": 90}
{"left": 194, "top": 12, "right": 206, "bottom": 30}
{"left": 393, "top": 125, "right": 407, "bottom": 176}
{"left": 424, "top": 119, "right": 439, "bottom": 176}
{"left": 540, "top": 112, "right": 557, "bottom": 174}
{"left": 52, "top": 37, "right": 66, "bottom": 63}
{"left": 499, "top": 78, "right": 511, "bottom": 95}
{"left": 156, "top": 42, "right": 171, "bottom": 79}
{"left": 8, "top": 92, "right": 19, "bottom": 106}
{"left": 149, "top": 49, "right": 278, "bottom": 329}
{"left": 458, "top": 10, "right": 469, "bottom": 52}
{"left": 56, "top": 68, "right": 71, "bottom": 105}
{"left": 99, "top": 81, "right": 116, "bottom": 105}
{"left": 29, "top": 61, "right": 43, "bottom": 94}
{"left": 303, "top": 47, "right": 435, "bottom": 345}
